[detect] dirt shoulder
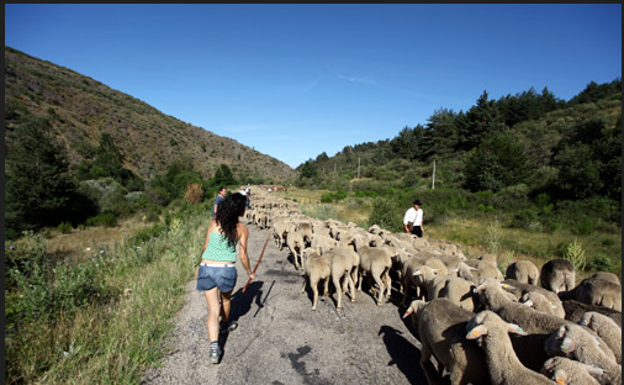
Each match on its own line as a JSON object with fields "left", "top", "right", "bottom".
{"left": 142, "top": 225, "right": 427, "bottom": 385}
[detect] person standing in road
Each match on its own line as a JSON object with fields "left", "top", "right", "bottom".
{"left": 403, "top": 199, "right": 424, "bottom": 237}
{"left": 212, "top": 186, "right": 227, "bottom": 217}
{"left": 198, "top": 192, "right": 256, "bottom": 364}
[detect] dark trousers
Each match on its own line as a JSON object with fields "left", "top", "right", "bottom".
{"left": 411, "top": 226, "right": 423, "bottom": 238}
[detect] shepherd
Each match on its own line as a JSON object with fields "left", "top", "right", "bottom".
{"left": 197, "top": 192, "right": 256, "bottom": 364}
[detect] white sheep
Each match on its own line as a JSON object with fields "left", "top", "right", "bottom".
{"left": 579, "top": 311, "right": 622, "bottom": 364}
{"left": 300, "top": 248, "right": 331, "bottom": 311}
{"left": 506, "top": 260, "right": 540, "bottom": 285}
{"left": 559, "top": 277, "right": 622, "bottom": 311}
{"left": 436, "top": 276, "right": 477, "bottom": 312}
{"left": 562, "top": 299, "right": 622, "bottom": 328}
{"left": 287, "top": 231, "right": 306, "bottom": 270}
{"left": 465, "top": 310, "right": 554, "bottom": 385}
{"left": 323, "top": 246, "right": 360, "bottom": 312}
{"left": 415, "top": 299, "right": 490, "bottom": 385}
{"left": 540, "top": 259, "right": 576, "bottom": 293}
{"left": 520, "top": 291, "right": 563, "bottom": 318}
{"left": 355, "top": 245, "right": 394, "bottom": 306}
{"left": 544, "top": 323, "right": 621, "bottom": 385}
{"left": 540, "top": 357, "right": 603, "bottom": 385}
{"left": 502, "top": 278, "right": 565, "bottom": 318}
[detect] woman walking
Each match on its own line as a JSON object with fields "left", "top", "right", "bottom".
{"left": 197, "top": 192, "right": 255, "bottom": 364}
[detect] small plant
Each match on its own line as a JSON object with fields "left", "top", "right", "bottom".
{"left": 57, "top": 221, "right": 73, "bottom": 234}
{"left": 576, "top": 217, "right": 596, "bottom": 236}
{"left": 564, "top": 238, "right": 587, "bottom": 271}
{"left": 486, "top": 221, "right": 502, "bottom": 255}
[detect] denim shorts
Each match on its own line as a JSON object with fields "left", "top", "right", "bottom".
{"left": 196, "top": 264, "right": 238, "bottom": 293}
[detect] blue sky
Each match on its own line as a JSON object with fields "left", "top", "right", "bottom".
{"left": 5, "top": 4, "right": 622, "bottom": 168}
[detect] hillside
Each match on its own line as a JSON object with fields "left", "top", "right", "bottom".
{"left": 4, "top": 46, "right": 296, "bottom": 182}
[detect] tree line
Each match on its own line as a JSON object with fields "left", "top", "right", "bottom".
{"left": 298, "top": 79, "right": 621, "bottom": 205}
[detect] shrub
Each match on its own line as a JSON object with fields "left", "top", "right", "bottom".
{"left": 576, "top": 217, "right": 596, "bottom": 236}
{"left": 563, "top": 238, "right": 587, "bottom": 271}
{"left": 86, "top": 213, "right": 117, "bottom": 227}
{"left": 320, "top": 193, "right": 334, "bottom": 203}
{"left": 57, "top": 221, "right": 73, "bottom": 234}
{"left": 334, "top": 190, "right": 348, "bottom": 201}
{"left": 587, "top": 254, "right": 614, "bottom": 273}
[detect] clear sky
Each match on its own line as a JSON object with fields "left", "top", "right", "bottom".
{"left": 5, "top": 4, "right": 622, "bottom": 168}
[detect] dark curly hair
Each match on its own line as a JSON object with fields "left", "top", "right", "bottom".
{"left": 215, "top": 192, "right": 247, "bottom": 249}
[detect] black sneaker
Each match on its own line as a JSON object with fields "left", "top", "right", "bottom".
{"left": 210, "top": 346, "right": 222, "bottom": 364}
{"left": 220, "top": 321, "right": 238, "bottom": 334}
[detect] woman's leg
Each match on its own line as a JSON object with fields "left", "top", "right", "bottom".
{"left": 220, "top": 290, "right": 232, "bottom": 324}
{"left": 204, "top": 288, "right": 220, "bottom": 343}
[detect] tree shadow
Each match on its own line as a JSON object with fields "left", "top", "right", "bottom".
{"left": 378, "top": 325, "right": 428, "bottom": 385}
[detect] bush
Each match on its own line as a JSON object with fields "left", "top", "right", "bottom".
{"left": 86, "top": 213, "right": 118, "bottom": 227}
{"left": 57, "top": 221, "right": 73, "bottom": 234}
{"left": 587, "top": 254, "right": 614, "bottom": 273}
{"left": 368, "top": 198, "right": 403, "bottom": 232}
{"left": 320, "top": 193, "right": 334, "bottom": 203}
{"left": 576, "top": 217, "right": 596, "bottom": 236}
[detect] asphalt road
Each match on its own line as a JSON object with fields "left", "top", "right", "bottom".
{"left": 143, "top": 225, "right": 429, "bottom": 385}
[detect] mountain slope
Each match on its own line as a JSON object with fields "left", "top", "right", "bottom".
{"left": 4, "top": 46, "right": 296, "bottom": 181}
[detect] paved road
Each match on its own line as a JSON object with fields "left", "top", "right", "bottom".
{"left": 143, "top": 226, "right": 428, "bottom": 385}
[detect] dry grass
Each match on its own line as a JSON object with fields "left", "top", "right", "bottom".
{"left": 41, "top": 217, "right": 151, "bottom": 264}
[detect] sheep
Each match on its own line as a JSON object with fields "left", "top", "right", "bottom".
{"left": 272, "top": 218, "right": 295, "bottom": 250}
{"left": 562, "top": 299, "right": 622, "bottom": 328}
{"left": 323, "top": 246, "right": 360, "bottom": 312}
{"left": 356, "top": 245, "right": 394, "bottom": 305}
{"left": 501, "top": 278, "right": 565, "bottom": 318}
{"left": 579, "top": 311, "right": 621, "bottom": 364}
{"left": 540, "top": 357, "right": 604, "bottom": 385}
{"left": 465, "top": 310, "right": 554, "bottom": 385}
{"left": 465, "top": 259, "right": 504, "bottom": 281}
{"left": 310, "top": 232, "right": 337, "bottom": 256}
{"left": 505, "top": 260, "right": 540, "bottom": 285}
{"left": 295, "top": 220, "right": 314, "bottom": 246}
{"left": 300, "top": 248, "right": 331, "bottom": 311}
{"left": 540, "top": 259, "right": 576, "bottom": 293}
{"left": 412, "top": 265, "right": 447, "bottom": 303}
{"left": 473, "top": 278, "right": 573, "bottom": 371}
{"left": 429, "top": 276, "right": 476, "bottom": 311}
{"left": 452, "top": 260, "right": 502, "bottom": 285}
{"left": 559, "top": 277, "right": 622, "bottom": 311}
{"left": 520, "top": 291, "right": 562, "bottom": 318}
{"left": 287, "top": 231, "right": 306, "bottom": 270}
{"left": 436, "top": 276, "right": 478, "bottom": 312}
{"left": 544, "top": 323, "right": 621, "bottom": 385}
{"left": 413, "top": 299, "right": 491, "bottom": 385}
{"left": 477, "top": 253, "right": 498, "bottom": 268}
{"left": 590, "top": 272, "right": 620, "bottom": 286}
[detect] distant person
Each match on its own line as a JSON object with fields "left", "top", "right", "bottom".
{"left": 212, "top": 187, "right": 227, "bottom": 217}
{"left": 403, "top": 199, "right": 424, "bottom": 237}
{"left": 197, "top": 192, "right": 255, "bottom": 364}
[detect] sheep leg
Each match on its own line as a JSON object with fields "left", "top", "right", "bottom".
{"left": 333, "top": 274, "right": 343, "bottom": 312}
{"left": 383, "top": 269, "right": 392, "bottom": 299}
{"left": 372, "top": 273, "right": 385, "bottom": 306}
{"left": 419, "top": 344, "right": 439, "bottom": 385}
{"left": 311, "top": 277, "right": 319, "bottom": 310}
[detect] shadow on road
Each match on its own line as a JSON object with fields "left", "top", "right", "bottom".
{"left": 378, "top": 325, "right": 428, "bottom": 385}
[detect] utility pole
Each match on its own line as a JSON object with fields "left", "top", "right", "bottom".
{"left": 357, "top": 157, "right": 361, "bottom": 179}
{"left": 432, "top": 159, "right": 436, "bottom": 190}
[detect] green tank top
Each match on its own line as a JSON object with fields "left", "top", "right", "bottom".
{"left": 202, "top": 232, "right": 238, "bottom": 262}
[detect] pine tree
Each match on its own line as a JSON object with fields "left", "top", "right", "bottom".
{"left": 5, "top": 117, "right": 81, "bottom": 235}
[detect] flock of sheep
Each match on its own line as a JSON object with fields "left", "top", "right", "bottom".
{"left": 243, "top": 186, "right": 622, "bottom": 385}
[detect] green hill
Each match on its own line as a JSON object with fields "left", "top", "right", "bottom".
{"left": 4, "top": 46, "right": 296, "bottom": 182}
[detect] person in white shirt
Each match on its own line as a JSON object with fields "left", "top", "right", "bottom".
{"left": 403, "top": 199, "right": 424, "bottom": 237}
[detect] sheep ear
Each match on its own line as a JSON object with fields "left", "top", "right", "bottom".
{"left": 402, "top": 307, "right": 413, "bottom": 319}
{"left": 559, "top": 336, "right": 575, "bottom": 353}
{"left": 466, "top": 325, "right": 488, "bottom": 339}
{"left": 553, "top": 378, "right": 565, "bottom": 385}
{"left": 507, "top": 323, "right": 527, "bottom": 335}
{"left": 473, "top": 283, "right": 485, "bottom": 293}
{"left": 413, "top": 270, "right": 422, "bottom": 277}
{"left": 522, "top": 299, "right": 534, "bottom": 308}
